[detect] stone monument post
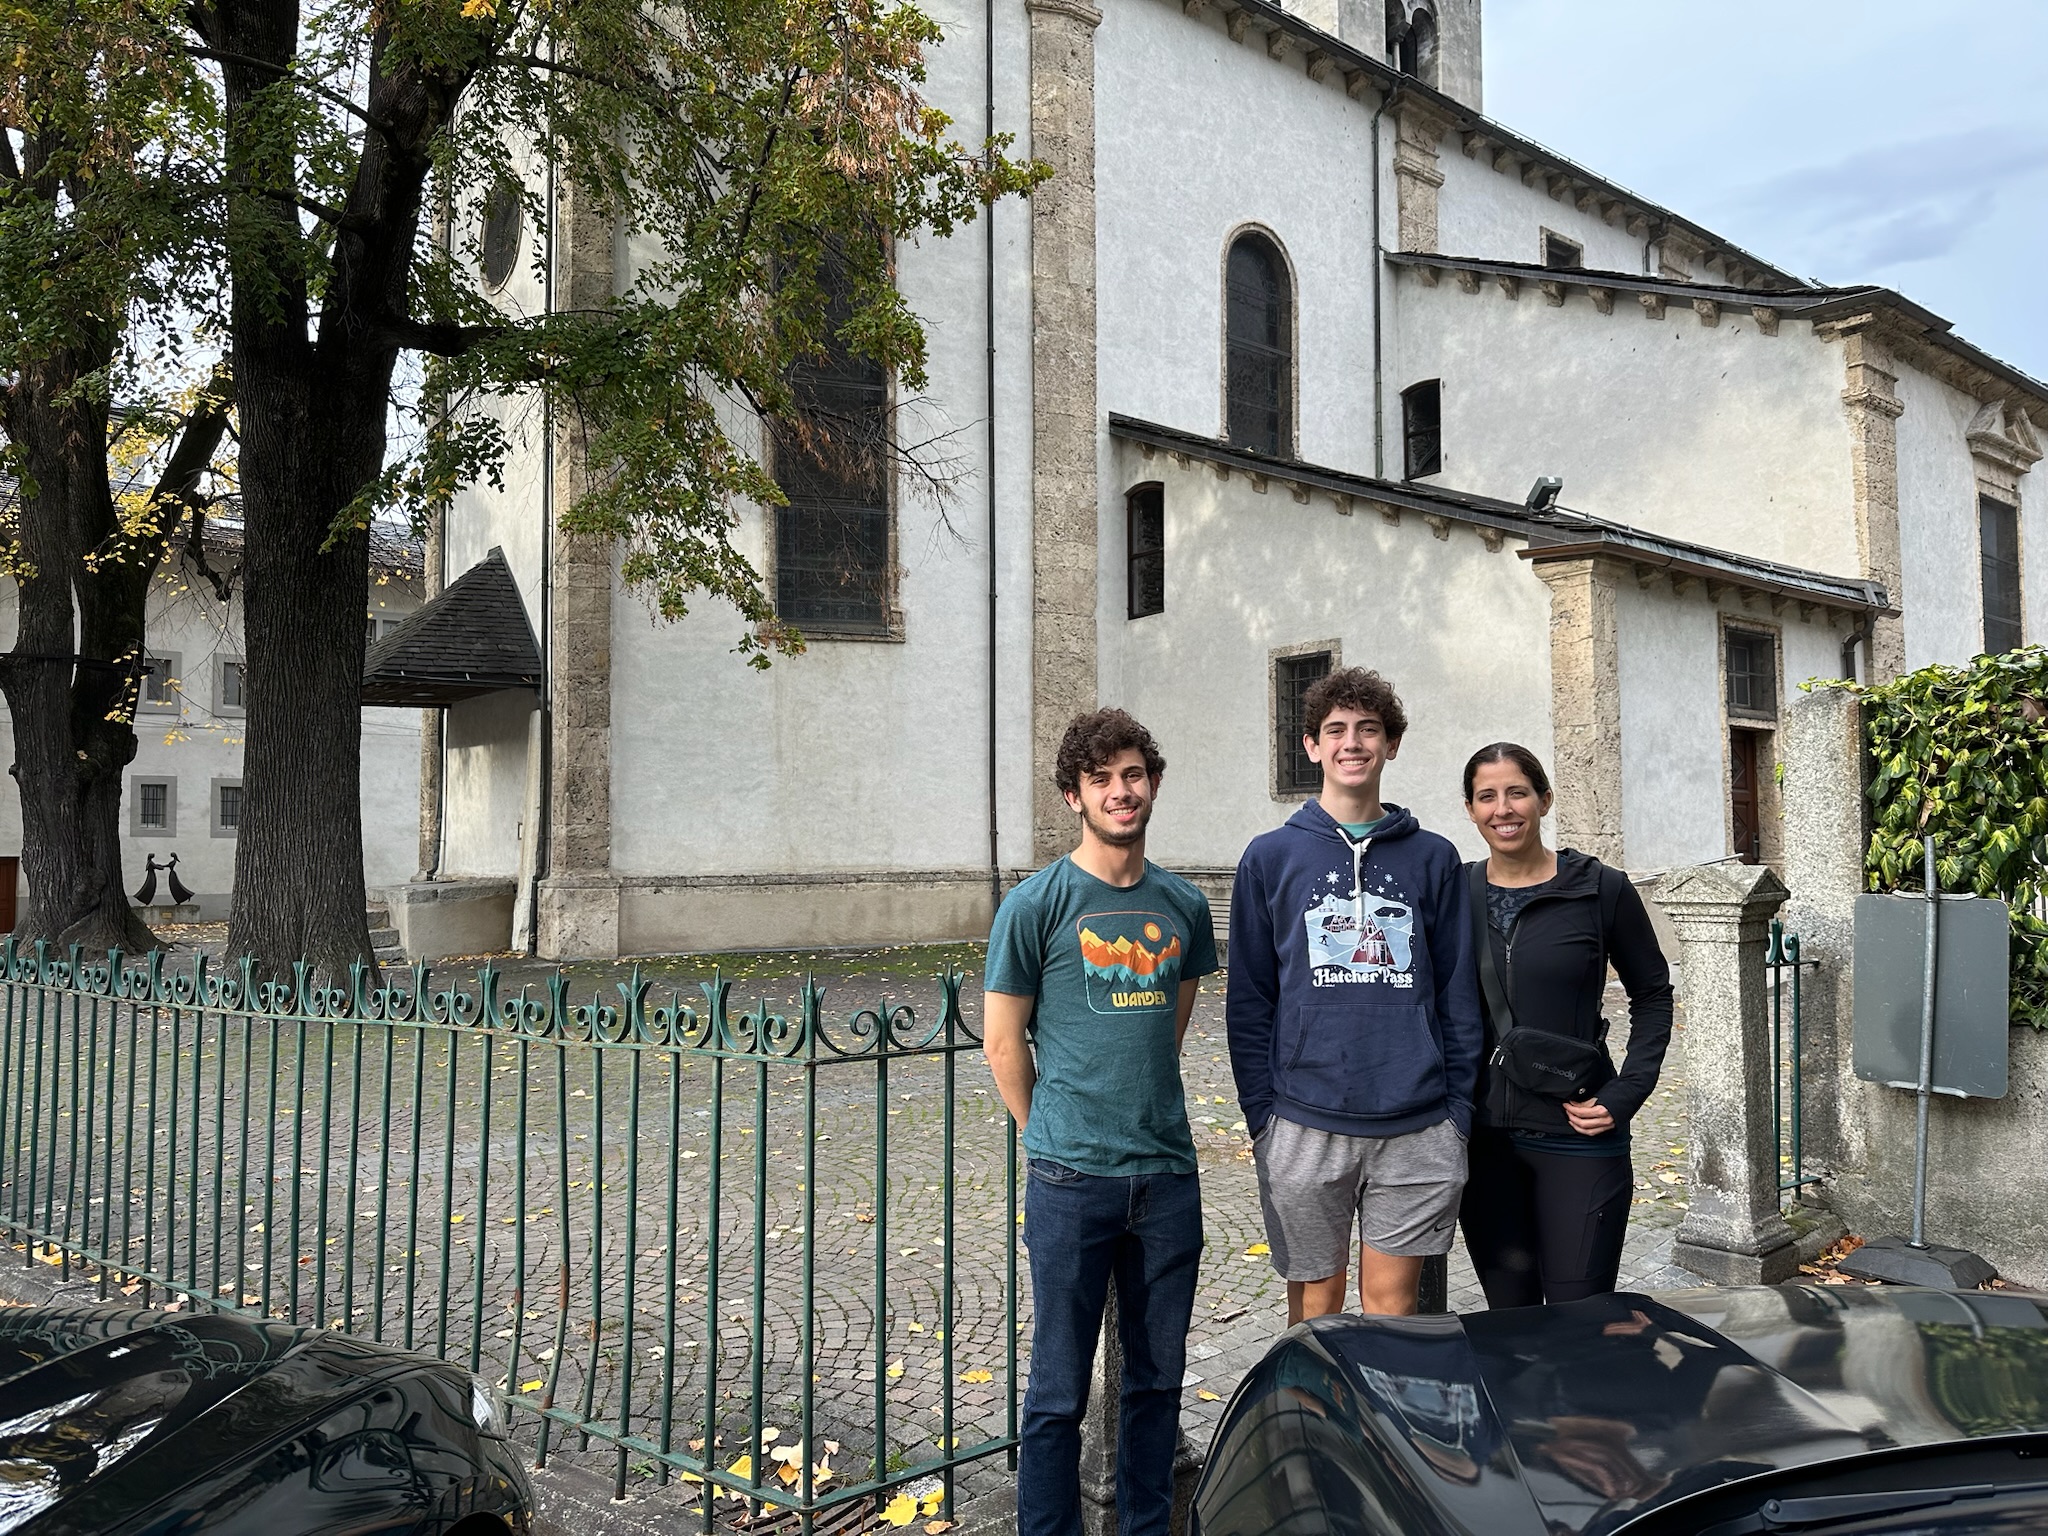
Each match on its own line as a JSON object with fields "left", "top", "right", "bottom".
{"left": 1078, "top": 1283, "right": 1201, "bottom": 1535}
{"left": 1657, "top": 862, "right": 1800, "bottom": 1284}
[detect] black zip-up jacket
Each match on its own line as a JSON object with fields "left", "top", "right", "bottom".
{"left": 1471, "top": 848, "right": 1675, "bottom": 1135}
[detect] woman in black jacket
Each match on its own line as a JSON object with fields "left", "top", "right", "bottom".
{"left": 1456, "top": 742, "right": 1675, "bottom": 1308}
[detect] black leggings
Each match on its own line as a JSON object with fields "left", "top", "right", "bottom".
{"left": 1459, "top": 1129, "right": 1633, "bottom": 1309}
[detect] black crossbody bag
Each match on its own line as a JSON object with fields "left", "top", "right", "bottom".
{"left": 1467, "top": 862, "right": 1614, "bottom": 1102}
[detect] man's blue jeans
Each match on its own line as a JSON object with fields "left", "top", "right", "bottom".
{"left": 1018, "top": 1159, "right": 1203, "bottom": 1536}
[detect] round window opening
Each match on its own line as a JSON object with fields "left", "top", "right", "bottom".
{"left": 479, "top": 179, "right": 522, "bottom": 290}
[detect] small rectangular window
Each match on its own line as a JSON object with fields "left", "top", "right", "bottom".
{"left": 130, "top": 776, "right": 176, "bottom": 837}
{"left": 1725, "top": 629, "right": 1777, "bottom": 721}
{"left": 1275, "top": 651, "right": 1334, "bottom": 795}
{"left": 1543, "top": 232, "right": 1584, "bottom": 270}
{"left": 1981, "top": 494, "right": 2022, "bottom": 655}
{"left": 218, "top": 659, "right": 246, "bottom": 714}
{"left": 212, "top": 778, "right": 243, "bottom": 838}
{"left": 139, "top": 655, "right": 180, "bottom": 710}
{"left": 1402, "top": 381, "right": 1442, "bottom": 480}
{"left": 1127, "top": 483, "right": 1165, "bottom": 619}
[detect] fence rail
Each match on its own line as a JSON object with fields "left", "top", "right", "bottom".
{"left": 1766, "top": 918, "right": 1822, "bottom": 1202}
{"left": 0, "top": 940, "right": 1018, "bottom": 1530}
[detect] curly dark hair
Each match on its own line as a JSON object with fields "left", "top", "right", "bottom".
{"left": 1054, "top": 708, "right": 1166, "bottom": 797}
{"left": 1302, "top": 667, "right": 1407, "bottom": 744}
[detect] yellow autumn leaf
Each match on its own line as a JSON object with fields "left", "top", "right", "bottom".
{"left": 907, "top": 1321, "right": 925, "bottom": 1333}
{"left": 960, "top": 1369, "right": 993, "bottom": 1384}
{"left": 1245, "top": 1242, "right": 1270, "bottom": 1256}
{"left": 726, "top": 1454, "right": 753, "bottom": 1480}
{"left": 927, "top": 1524, "right": 955, "bottom": 1534}
{"left": 519, "top": 1379, "right": 543, "bottom": 1393}
{"left": 886, "top": 1357, "right": 905, "bottom": 1379}
{"left": 1197, "top": 1389, "right": 1221, "bottom": 1402}
{"left": 920, "top": 1490, "right": 946, "bottom": 1514}
{"left": 881, "top": 1493, "right": 918, "bottom": 1526}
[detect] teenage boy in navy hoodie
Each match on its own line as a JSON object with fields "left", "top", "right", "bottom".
{"left": 1227, "top": 667, "right": 1482, "bottom": 1323}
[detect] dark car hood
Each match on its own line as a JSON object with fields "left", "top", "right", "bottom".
{"left": 0, "top": 1303, "right": 478, "bottom": 1534}
{"left": 1196, "top": 1286, "right": 2048, "bottom": 1536}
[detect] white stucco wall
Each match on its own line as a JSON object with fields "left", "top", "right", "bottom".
{"left": 442, "top": 688, "right": 533, "bottom": 879}
{"left": 1390, "top": 271, "right": 1862, "bottom": 576}
{"left": 1106, "top": 445, "right": 1553, "bottom": 871}
{"left": 1096, "top": 2, "right": 1378, "bottom": 469}
{"left": 1433, "top": 145, "right": 1647, "bottom": 274}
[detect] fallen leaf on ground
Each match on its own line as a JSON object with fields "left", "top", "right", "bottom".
{"left": 881, "top": 1494, "right": 918, "bottom": 1526}
{"left": 1245, "top": 1242, "right": 1270, "bottom": 1257}
{"left": 959, "top": 1369, "right": 992, "bottom": 1384}
{"left": 1197, "top": 1390, "right": 1221, "bottom": 1401}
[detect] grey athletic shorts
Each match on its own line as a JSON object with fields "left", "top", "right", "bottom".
{"left": 1252, "top": 1116, "right": 1467, "bottom": 1279}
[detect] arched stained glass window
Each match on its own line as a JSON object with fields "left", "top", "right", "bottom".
{"left": 1225, "top": 233, "right": 1292, "bottom": 458}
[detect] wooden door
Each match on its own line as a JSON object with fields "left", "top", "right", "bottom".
{"left": 1730, "top": 730, "right": 1761, "bottom": 865}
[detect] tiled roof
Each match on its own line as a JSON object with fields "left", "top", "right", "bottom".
{"left": 361, "top": 547, "right": 541, "bottom": 706}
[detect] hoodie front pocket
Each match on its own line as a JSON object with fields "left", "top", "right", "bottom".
{"left": 1280, "top": 1003, "right": 1446, "bottom": 1120}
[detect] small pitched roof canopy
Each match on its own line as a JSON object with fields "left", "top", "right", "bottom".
{"left": 361, "top": 547, "right": 541, "bottom": 707}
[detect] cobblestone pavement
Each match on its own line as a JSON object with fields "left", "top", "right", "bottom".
{"left": 1, "top": 939, "right": 1698, "bottom": 1522}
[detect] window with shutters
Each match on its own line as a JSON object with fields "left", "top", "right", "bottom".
{"left": 1981, "top": 494, "right": 2023, "bottom": 655}
{"left": 1127, "top": 483, "right": 1165, "bottom": 619}
{"left": 1225, "top": 232, "right": 1293, "bottom": 458}
{"left": 773, "top": 258, "right": 894, "bottom": 637}
{"left": 1273, "top": 647, "right": 1335, "bottom": 797}
{"left": 1402, "top": 380, "right": 1442, "bottom": 479}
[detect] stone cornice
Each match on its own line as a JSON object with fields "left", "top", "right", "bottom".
{"left": 1025, "top": 0, "right": 1102, "bottom": 25}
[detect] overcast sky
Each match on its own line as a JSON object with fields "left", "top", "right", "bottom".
{"left": 1485, "top": 0, "right": 2048, "bottom": 380}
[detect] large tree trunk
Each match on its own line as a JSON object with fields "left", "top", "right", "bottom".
{"left": 213, "top": 0, "right": 447, "bottom": 978}
{"left": 0, "top": 350, "right": 160, "bottom": 956}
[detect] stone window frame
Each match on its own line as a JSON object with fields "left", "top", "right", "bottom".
{"left": 761, "top": 257, "right": 906, "bottom": 645}
{"left": 129, "top": 774, "right": 176, "bottom": 838}
{"left": 1717, "top": 612, "right": 1784, "bottom": 869}
{"left": 1540, "top": 228, "right": 1584, "bottom": 271}
{"left": 210, "top": 776, "right": 244, "bottom": 838}
{"left": 1269, "top": 638, "right": 1341, "bottom": 803}
{"left": 138, "top": 650, "right": 182, "bottom": 713}
{"left": 1401, "top": 378, "right": 1443, "bottom": 480}
{"left": 1219, "top": 222, "right": 1301, "bottom": 461}
{"left": 214, "top": 655, "right": 247, "bottom": 718}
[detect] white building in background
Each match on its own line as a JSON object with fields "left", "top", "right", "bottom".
{"left": 0, "top": 521, "right": 424, "bottom": 924}
{"left": 382, "top": 0, "right": 2047, "bottom": 960}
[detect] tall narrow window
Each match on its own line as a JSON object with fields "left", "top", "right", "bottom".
{"left": 1402, "top": 380, "right": 1442, "bottom": 479}
{"left": 775, "top": 260, "right": 891, "bottom": 635}
{"left": 1391, "top": 5, "right": 1437, "bottom": 81}
{"left": 1127, "top": 483, "right": 1165, "bottom": 619}
{"left": 1275, "top": 650, "right": 1333, "bottom": 794}
{"left": 1226, "top": 233, "right": 1293, "bottom": 458}
{"left": 1981, "top": 494, "right": 2023, "bottom": 655}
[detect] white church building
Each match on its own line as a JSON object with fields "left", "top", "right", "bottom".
{"left": 378, "top": 0, "right": 2047, "bottom": 960}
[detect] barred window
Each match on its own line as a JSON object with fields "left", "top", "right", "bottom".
{"left": 214, "top": 780, "right": 243, "bottom": 836}
{"left": 775, "top": 261, "right": 891, "bottom": 634}
{"left": 1275, "top": 650, "right": 1333, "bottom": 794}
{"left": 130, "top": 776, "right": 175, "bottom": 837}
{"left": 1226, "top": 233, "right": 1293, "bottom": 458}
{"left": 1127, "top": 483, "right": 1165, "bottom": 619}
{"left": 1981, "top": 494, "right": 2022, "bottom": 656}
{"left": 1725, "top": 629, "right": 1777, "bottom": 721}
{"left": 1402, "top": 380, "right": 1442, "bottom": 479}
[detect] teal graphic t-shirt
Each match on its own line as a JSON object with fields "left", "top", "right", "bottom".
{"left": 984, "top": 857, "right": 1219, "bottom": 1177}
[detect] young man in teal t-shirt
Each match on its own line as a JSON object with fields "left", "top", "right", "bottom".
{"left": 983, "top": 708, "right": 1217, "bottom": 1536}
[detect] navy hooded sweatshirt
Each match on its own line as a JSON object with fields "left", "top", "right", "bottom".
{"left": 1226, "top": 801, "right": 1483, "bottom": 1141}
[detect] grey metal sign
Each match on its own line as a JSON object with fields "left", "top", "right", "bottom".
{"left": 1853, "top": 892, "right": 2011, "bottom": 1099}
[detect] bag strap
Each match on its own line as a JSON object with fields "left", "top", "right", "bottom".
{"left": 1467, "top": 861, "right": 1517, "bottom": 1047}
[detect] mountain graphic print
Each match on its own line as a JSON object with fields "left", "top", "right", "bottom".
{"left": 1076, "top": 911, "right": 1185, "bottom": 1014}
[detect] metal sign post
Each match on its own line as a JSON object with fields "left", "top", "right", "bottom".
{"left": 1842, "top": 836, "right": 2000, "bottom": 1288}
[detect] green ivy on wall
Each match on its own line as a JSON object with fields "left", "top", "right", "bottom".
{"left": 1861, "top": 645, "right": 2048, "bottom": 1029}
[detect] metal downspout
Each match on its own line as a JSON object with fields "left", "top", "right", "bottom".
{"left": 985, "top": 0, "right": 1002, "bottom": 913}
{"left": 528, "top": 63, "right": 558, "bottom": 956}
{"left": 1370, "top": 87, "right": 1393, "bottom": 478}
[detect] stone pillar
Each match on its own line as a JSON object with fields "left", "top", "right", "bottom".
{"left": 1835, "top": 314, "right": 1907, "bottom": 680}
{"left": 1531, "top": 557, "right": 1624, "bottom": 866}
{"left": 1078, "top": 1284, "right": 1200, "bottom": 1536}
{"left": 416, "top": 497, "right": 445, "bottom": 882}
{"left": 1658, "top": 863, "right": 1799, "bottom": 1284}
{"left": 537, "top": 174, "right": 622, "bottom": 959}
{"left": 1392, "top": 102, "right": 1451, "bottom": 253}
{"left": 1027, "top": 0, "right": 1102, "bottom": 866}
{"left": 1776, "top": 685, "right": 1866, "bottom": 1185}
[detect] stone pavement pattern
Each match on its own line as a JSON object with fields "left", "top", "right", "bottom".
{"left": 0, "top": 940, "right": 1699, "bottom": 1526}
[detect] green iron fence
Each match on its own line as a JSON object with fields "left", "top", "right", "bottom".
{"left": 0, "top": 940, "right": 1019, "bottom": 1530}
{"left": 1767, "top": 917, "right": 1822, "bottom": 1204}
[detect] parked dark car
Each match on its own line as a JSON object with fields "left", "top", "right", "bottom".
{"left": 1194, "top": 1285, "right": 2048, "bottom": 1536}
{"left": 0, "top": 1302, "right": 531, "bottom": 1535}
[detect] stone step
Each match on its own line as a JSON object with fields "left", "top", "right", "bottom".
{"left": 368, "top": 926, "right": 400, "bottom": 949}
{"left": 374, "top": 947, "right": 407, "bottom": 969}
{"left": 365, "top": 902, "right": 391, "bottom": 928}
